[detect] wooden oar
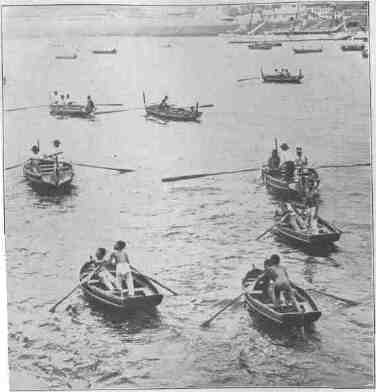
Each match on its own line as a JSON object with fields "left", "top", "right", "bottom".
{"left": 201, "top": 293, "right": 243, "bottom": 328}
{"left": 306, "top": 287, "right": 360, "bottom": 306}
{"left": 96, "top": 104, "right": 124, "bottom": 107}
{"left": 72, "top": 162, "right": 134, "bottom": 173}
{"left": 49, "top": 262, "right": 102, "bottom": 313}
{"left": 131, "top": 266, "right": 178, "bottom": 296}
{"left": 95, "top": 108, "right": 144, "bottom": 115}
{"left": 256, "top": 212, "right": 289, "bottom": 241}
{"left": 317, "top": 162, "right": 370, "bottom": 169}
{"left": 162, "top": 167, "right": 259, "bottom": 183}
{"left": 6, "top": 104, "right": 48, "bottom": 112}
{"left": 5, "top": 162, "right": 24, "bottom": 170}
{"left": 237, "top": 77, "right": 259, "bottom": 82}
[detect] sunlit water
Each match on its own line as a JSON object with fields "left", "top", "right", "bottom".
{"left": 3, "top": 35, "right": 373, "bottom": 389}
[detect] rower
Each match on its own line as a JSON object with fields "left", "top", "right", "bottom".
{"left": 265, "top": 254, "right": 300, "bottom": 311}
{"left": 304, "top": 180, "right": 320, "bottom": 233}
{"left": 108, "top": 240, "right": 135, "bottom": 298}
{"left": 295, "top": 147, "right": 308, "bottom": 168}
{"left": 85, "top": 95, "right": 96, "bottom": 114}
{"left": 159, "top": 95, "right": 169, "bottom": 109}
{"left": 50, "top": 91, "right": 59, "bottom": 105}
{"left": 279, "top": 143, "right": 295, "bottom": 180}
{"left": 66, "top": 93, "right": 73, "bottom": 105}
{"left": 59, "top": 94, "right": 65, "bottom": 105}
{"left": 91, "top": 248, "right": 116, "bottom": 290}
{"left": 268, "top": 148, "right": 280, "bottom": 170}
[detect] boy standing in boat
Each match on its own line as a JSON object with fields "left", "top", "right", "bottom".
{"left": 109, "top": 241, "right": 135, "bottom": 298}
{"left": 85, "top": 96, "right": 96, "bottom": 114}
{"left": 92, "top": 248, "right": 116, "bottom": 290}
{"left": 265, "top": 254, "right": 300, "bottom": 311}
{"left": 280, "top": 143, "right": 295, "bottom": 180}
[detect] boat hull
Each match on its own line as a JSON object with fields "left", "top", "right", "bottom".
{"left": 261, "top": 167, "right": 301, "bottom": 200}
{"left": 145, "top": 105, "right": 202, "bottom": 122}
{"left": 23, "top": 159, "right": 74, "bottom": 191}
{"left": 243, "top": 274, "right": 321, "bottom": 328}
{"left": 49, "top": 104, "right": 92, "bottom": 118}
{"left": 341, "top": 45, "right": 365, "bottom": 51}
{"left": 262, "top": 75, "right": 303, "bottom": 84}
{"left": 80, "top": 263, "right": 163, "bottom": 316}
{"left": 293, "top": 48, "right": 323, "bottom": 54}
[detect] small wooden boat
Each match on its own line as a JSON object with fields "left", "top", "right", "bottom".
{"left": 92, "top": 49, "right": 117, "bottom": 54}
{"left": 248, "top": 42, "right": 273, "bottom": 50}
{"left": 261, "top": 68, "right": 304, "bottom": 84}
{"left": 145, "top": 104, "right": 202, "bottom": 122}
{"left": 49, "top": 103, "right": 93, "bottom": 118}
{"left": 23, "top": 158, "right": 74, "bottom": 190}
{"left": 272, "top": 204, "right": 341, "bottom": 248}
{"left": 242, "top": 269, "right": 321, "bottom": 327}
{"left": 261, "top": 165, "right": 319, "bottom": 200}
{"left": 55, "top": 54, "right": 77, "bottom": 59}
{"left": 79, "top": 262, "right": 163, "bottom": 314}
{"left": 341, "top": 43, "right": 365, "bottom": 52}
{"left": 293, "top": 47, "right": 323, "bottom": 54}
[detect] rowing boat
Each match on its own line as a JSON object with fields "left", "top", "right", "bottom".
{"left": 261, "top": 165, "right": 319, "bottom": 200}
{"left": 79, "top": 262, "right": 163, "bottom": 314}
{"left": 341, "top": 43, "right": 365, "bottom": 51}
{"left": 293, "top": 47, "right": 323, "bottom": 54}
{"left": 248, "top": 42, "right": 273, "bottom": 50}
{"left": 145, "top": 104, "right": 202, "bottom": 122}
{"left": 260, "top": 68, "right": 304, "bottom": 84}
{"left": 242, "top": 268, "right": 321, "bottom": 327}
{"left": 23, "top": 158, "right": 74, "bottom": 190}
{"left": 49, "top": 104, "right": 93, "bottom": 118}
{"left": 55, "top": 54, "right": 77, "bottom": 59}
{"left": 272, "top": 204, "right": 341, "bottom": 248}
{"left": 92, "top": 49, "right": 117, "bottom": 54}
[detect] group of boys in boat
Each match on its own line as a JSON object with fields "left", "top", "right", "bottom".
{"left": 50, "top": 91, "right": 96, "bottom": 114}
{"left": 244, "top": 254, "right": 302, "bottom": 312}
{"left": 88, "top": 240, "right": 135, "bottom": 298}
{"left": 30, "top": 139, "right": 64, "bottom": 168}
{"left": 267, "top": 142, "right": 320, "bottom": 234}
{"left": 273, "top": 68, "right": 292, "bottom": 77}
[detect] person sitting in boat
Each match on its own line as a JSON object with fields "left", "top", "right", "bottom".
{"left": 279, "top": 143, "right": 295, "bottom": 180}
{"left": 294, "top": 147, "right": 308, "bottom": 168}
{"left": 159, "top": 95, "right": 169, "bottom": 109}
{"left": 50, "top": 91, "right": 59, "bottom": 105}
{"left": 85, "top": 95, "right": 96, "bottom": 114}
{"left": 91, "top": 248, "right": 116, "bottom": 290}
{"left": 59, "top": 94, "right": 66, "bottom": 105}
{"left": 44, "top": 139, "right": 64, "bottom": 165}
{"left": 108, "top": 240, "right": 135, "bottom": 298}
{"left": 279, "top": 202, "right": 306, "bottom": 231}
{"left": 304, "top": 180, "right": 320, "bottom": 234}
{"left": 268, "top": 148, "right": 280, "bottom": 170}
{"left": 265, "top": 254, "right": 300, "bottom": 311}
{"left": 66, "top": 93, "right": 73, "bottom": 105}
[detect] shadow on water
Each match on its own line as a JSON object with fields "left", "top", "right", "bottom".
{"left": 25, "top": 182, "right": 78, "bottom": 207}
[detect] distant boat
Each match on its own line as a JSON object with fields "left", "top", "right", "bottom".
{"left": 293, "top": 47, "right": 323, "bottom": 54}
{"left": 92, "top": 49, "right": 117, "bottom": 54}
{"left": 260, "top": 68, "right": 304, "bottom": 84}
{"left": 49, "top": 103, "right": 94, "bottom": 118}
{"left": 248, "top": 42, "right": 273, "bottom": 50}
{"left": 362, "top": 47, "right": 368, "bottom": 58}
{"left": 341, "top": 43, "right": 365, "bottom": 52}
{"left": 56, "top": 54, "right": 77, "bottom": 60}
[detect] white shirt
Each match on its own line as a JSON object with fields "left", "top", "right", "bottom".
{"left": 280, "top": 149, "right": 294, "bottom": 163}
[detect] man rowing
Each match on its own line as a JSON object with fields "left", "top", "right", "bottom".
{"left": 85, "top": 95, "right": 96, "bottom": 114}
{"left": 280, "top": 143, "right": 295, "bottom": 180}
{"left": 261, "top": 255, "right": 300, "bottom": 311}
{"left": 159, "top": 95, "right": 169, "bottom": 109}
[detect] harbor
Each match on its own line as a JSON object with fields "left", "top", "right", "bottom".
{"left": 3, "top": 3, "right": 373, "bottom": 390}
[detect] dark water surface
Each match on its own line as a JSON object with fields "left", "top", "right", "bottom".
{"left": 4, "top": 35, "right": 373, "bottom": 389}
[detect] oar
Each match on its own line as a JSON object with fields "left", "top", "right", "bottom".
{"left": 6, "top": 104, "right": 48, "bottom": 112}
{"left": 256, "top": 212, "right": 289, "bottom": 241}
{"left": 96, "top": 103, "right": 124, "bottom": 107}
{"left": 306, "top": 287, "right": 360, "bottom": 306}
{"left": 131, "top": 266, "right": 178, "bottom": 296}
{"left": 317, "top": 162, "right": 370, "bottom": 169}
{"left": 237, "top": 77, "right": 259, "bottom": 82}
{"left": 5, "top": 162, "right": 24, "bottom": 170}
{"left": 162, "top": 167, "right": 260, "bottom": 183}
{"left": 72, "top": 162, "right": 134, "bottom": 173}
{"left": 201, "top": 293, "right": 243, "bottom": 328}
{"left": 49, "top": 262, "right": 102, "bottom": 313}
{"left": 95, "top": 108, "right": 144, "bottom": 115}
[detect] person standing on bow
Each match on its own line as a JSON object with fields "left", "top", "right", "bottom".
{"left": 108, "top": 240, "right": 135, "bottom": 298}
{"left": 304, "top": 179, "right": 320, "bottom": 233}
{"left": 279, "top": 143, "right": 295, "bottom": 180}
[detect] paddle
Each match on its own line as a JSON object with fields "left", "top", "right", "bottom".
{"left": 96, "top": 104, "right": 124, "bottom": 107}
{"left": 72, "top": 162, "right": 134, "bottom": 173}
{"left": 6, "top": 104, "right": 48, "bottom": 112}
{"left": 306, "top": 287, "right": 360, "bottom": 306}
{"left": 237, "top": 77, "right": 260, "bottom": 82}
{"left": 162, "top": 167, "right": 260, "bottom": 183}
{"left": 256, "top": 212, "right": 290, "bottom": 241}
{"left": 131, "top": 266, "right": 178, "bottom": 296}
{"left": 317, "top": 162, "right": 370, "bottom": 169}
{"left": 49, "top": 261, "right": 102, "bottom": 313}
{"left": 5, "top": 162, "right": 23, "bottom": 170}
{"left": 201, "top": 293, "right": 243, "bottom": 328}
